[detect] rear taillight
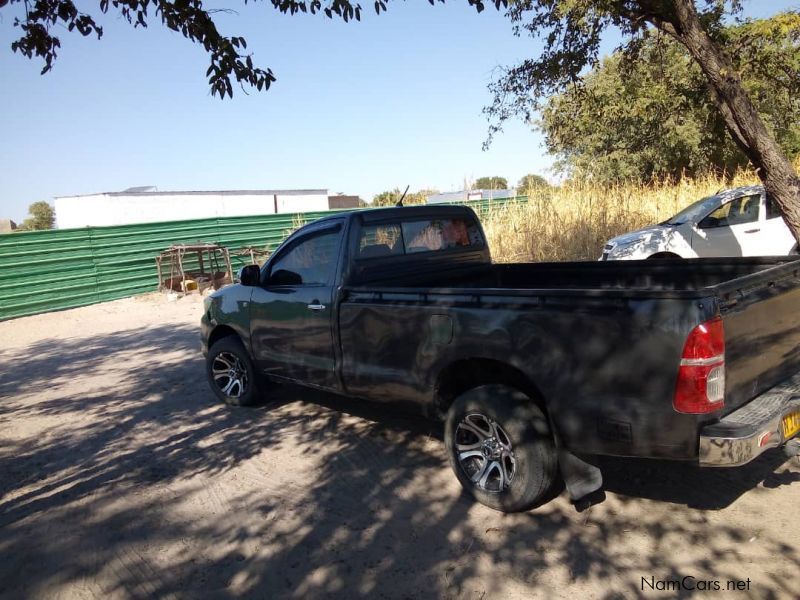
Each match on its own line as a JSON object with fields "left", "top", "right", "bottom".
{"left": 673, "top": 316, "right": 725, "bottom": 414}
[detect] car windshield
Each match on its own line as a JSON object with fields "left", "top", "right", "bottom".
{"left": 662, "top": 195, "right": 721, "bottom": 226}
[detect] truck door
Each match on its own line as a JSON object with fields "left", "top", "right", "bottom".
{"left": 249, "top": 221, "right": 344, "bottom": 389}
{"left": 692, "top": 193, "right": 763, "bottom": 257}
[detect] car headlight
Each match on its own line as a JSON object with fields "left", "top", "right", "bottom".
{"left": 599, "top": 243, "right": 615, "bottom": 261}
{"left": 604, "top": 239, "right": 644, "bottom": 260}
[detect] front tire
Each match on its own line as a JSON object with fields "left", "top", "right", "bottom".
{"left": 445, "top": 385, "right": 559, "bottom": 512}
{"left": 206, "top": 336, "right": 261, "bottom": 406}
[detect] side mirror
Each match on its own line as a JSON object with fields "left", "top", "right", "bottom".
{"left": 268, "top": 269, "right": 303, "bottom": 286}
{"left": 237, "top": 265, "right": 261, "bottom": 286}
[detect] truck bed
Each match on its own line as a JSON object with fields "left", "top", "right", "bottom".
{"left": 341, "top": 256, "right": 800, "bottom": 458}
{"left": 353, "top": 256, "right": 798, "bottom": 296}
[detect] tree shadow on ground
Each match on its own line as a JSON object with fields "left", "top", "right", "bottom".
{"left": 0, "top": 322, "right": 797, "bottom": 598}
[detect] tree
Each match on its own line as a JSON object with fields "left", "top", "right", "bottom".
{"left": 473, "top": 176, "right": 508, "bottom": 190}
{"left": 6, "top": 0, "right": 800, "bottom": 243}
{"left": 517, "top": 174, "right": 550, "bottom": 193}
{"left": 18, "top": 201, "right": 55, "bottom": 231}
{"left": 486, "top": 0, "right": 800, "bottom": 243}
{"left": 5, "top": 0, "right": 275, "bottom": 98}
{"left": 539, "top": 13, "right": 800, "bottom": 183}
{"left": 371, "top": 188, "right": 437, "bottom": 207}
{"left": 372, "top": 189, "right": 406, "bottom": 207}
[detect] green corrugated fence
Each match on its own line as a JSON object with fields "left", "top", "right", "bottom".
{"left": 0, "top": 196, "right": 525, "bottom": 321}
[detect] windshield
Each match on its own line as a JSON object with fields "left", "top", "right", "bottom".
{"left": 663, "top": 195, "right": 720, "bottom": 226}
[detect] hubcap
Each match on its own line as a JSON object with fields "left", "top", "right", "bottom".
{"left": 212, "top": 351, "right": 248, "bottom": 398}
{"left": 454, "top": 413, "right": 516, "bottom": 493}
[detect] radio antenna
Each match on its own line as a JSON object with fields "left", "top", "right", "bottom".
{"left": 395, "top": 185, "right": 410, "bottom": 207}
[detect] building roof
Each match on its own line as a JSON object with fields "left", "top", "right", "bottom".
{"left": 55, "top": 189, "right": 328, "bottom": 199}
{"left": 122, "top": 186, "right": 158, "bottom": 193}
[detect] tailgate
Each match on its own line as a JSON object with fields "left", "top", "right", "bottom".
{"left": 718, "top": 259, "right": 800, "bottom": 415}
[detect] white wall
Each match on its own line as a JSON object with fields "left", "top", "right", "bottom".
{"left": 276, "top": 193, "right": 329, "bottom": 214}
{"left": 427, "top": 191, "right": 481, "bottom": 205}
{"left": 54, "top": 191, "right": 329, "bottom": 229}
{"left": 426, "top": 189, "right": 515, "bottom": 205}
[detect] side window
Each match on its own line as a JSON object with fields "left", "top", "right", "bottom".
{"left": 699, "top": 195, "right": 760, "bottom": 229}
{"left": 765, "top": 194, "right": 783, "bottom": 220}
{"left": 401, "top": 218, "right": 483, "bottom": 254}
{"left": 358, "top": 224, "right": 404, "bottom": 259}
{"left": 269, "top": 226, "right": 342, "bottom": 285}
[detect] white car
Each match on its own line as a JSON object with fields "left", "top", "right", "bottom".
{"left": 601, "top": 185, "right": 799, "bottom": 260}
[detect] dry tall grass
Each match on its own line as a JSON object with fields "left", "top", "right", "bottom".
{"left": 482, "top": 168, "right": 765, "bottom": 263}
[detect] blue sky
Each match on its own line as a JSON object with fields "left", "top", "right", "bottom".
{"left": 0, "top": 0, "right": 796, "bottom": 222}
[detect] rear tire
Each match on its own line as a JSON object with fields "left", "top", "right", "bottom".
{"left": 206, "top": 336, "right": 262, "bottom": 406}
{"left": 445, "top": 385, "right": 559, "bottom": 512}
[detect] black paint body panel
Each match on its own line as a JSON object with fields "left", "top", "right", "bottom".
{"left": 201, "top": 206, "right": 800, "bottom": 462}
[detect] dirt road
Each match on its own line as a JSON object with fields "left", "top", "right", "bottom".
{"left": 1, "top": 295, "right": 798, "bottom": 599}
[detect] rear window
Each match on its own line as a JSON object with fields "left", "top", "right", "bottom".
{"left": 358, "top": 217, "right": 483, "bottom": 259}
{"left": 358, "top": 224, "right": 404, "bottom": 259}
{"left": 402, "top": 218, "right": 483, "bottom": 253}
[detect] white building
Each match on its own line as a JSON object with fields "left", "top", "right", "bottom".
{"left": 426, "top": 189, "right": 516, "bottom": 205}
{"left": 53, "top": 187, "right": 331, "bottom": 229}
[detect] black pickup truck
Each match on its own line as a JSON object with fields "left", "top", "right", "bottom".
{"left": 201, "top": 205, "right": 800, "bottom": 512}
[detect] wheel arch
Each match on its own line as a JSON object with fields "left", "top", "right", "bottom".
{"left": 207, "top": 324, "right": 241, "bottom": 349}
{"left": 647, "top": 251, "right": 682, "bottom": 260}
{"left": 435, "top": 358, "right": 546, "bottom": 419}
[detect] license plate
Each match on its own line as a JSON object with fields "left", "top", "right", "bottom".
{"left": 782, "top": 411, "right": 800, "bottom": 439}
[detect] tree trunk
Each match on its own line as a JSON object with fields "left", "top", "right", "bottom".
{"left": 657, "top": 0, "right": 800, "bottom": 247}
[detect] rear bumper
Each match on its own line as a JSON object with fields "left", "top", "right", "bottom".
{"left": 699, "top": 370, "right": 800, "bottom": 467}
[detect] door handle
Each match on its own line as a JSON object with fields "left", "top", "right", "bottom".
{"left": 744, "top": 228, "right": 760, "bottom": 234}
{"left": 307, "top": 303, "right": 326, "bottom": 311}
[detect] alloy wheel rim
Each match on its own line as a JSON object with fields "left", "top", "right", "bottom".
{"left": 454, "top": 413, "right": 516, "bottom": 493}
{"left": 212, "top": 351, "right": 248, "bottom": 398}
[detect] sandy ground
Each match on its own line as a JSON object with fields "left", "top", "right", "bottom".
{"left": 0, "top": 294, "right": 798, "bottom": 600}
